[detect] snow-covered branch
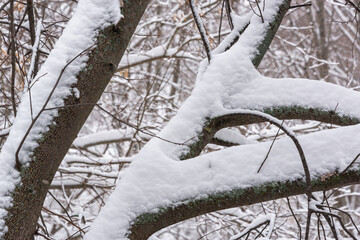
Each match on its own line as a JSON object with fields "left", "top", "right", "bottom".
{"left": 83, "top": 1, "right": 360, "bottom": 239}
{"left": 0, "top": 0, "right": 149, "bottom": 238}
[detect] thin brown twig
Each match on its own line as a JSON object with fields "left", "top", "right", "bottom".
{"left": 15, "top": 45, "right": 95, "bottom": 171}
{"left": 286, "top": 197, "right": 302, "bottom": 239}
{"left": 233, "top": 219, "right": 270, "bottom": 239}
{"left": 218, "top": 0, "right": 225, "bottom": 44}
{"left": 47, "top": 191, "right": 73, "bottom": 223}
{"left": 254, "top": 0, "right": 264, "bottom": 23}
{"left": 0, "top": 1, "right": 11, "bottom": 13}
{"left": 340, "top": 153, "right": 360, "bottom": 174}
{"left": 257, "top": 120, "right": 284, "bottom": 173}
{"left": 96, "top": 104, "right": 187, "bottom": 146}
{"left": 10, "top": 0, "right": 17, "bottom": 117}
{"left": 313, "top": 208, "right": 356, "bottom": 239}
{"left": 224, "top": 0, "right": 233, "bottom": 29}
{"left": 42, "top": 207, "right": 85, "bottom": 234}
{"left": 26, "top": 0, "right": 39, "bottom": 77}
{"left": 188, "top": 0, "right": 212, "bottom": 62}
{"left": 345, "top": 0, "right": 360, "bottom": 13}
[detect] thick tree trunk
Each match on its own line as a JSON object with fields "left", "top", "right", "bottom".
{"left": 3, "top": 0, "right": 150, "bottom": 239}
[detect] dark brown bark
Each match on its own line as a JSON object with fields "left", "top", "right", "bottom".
{"left": 26, "top": 0, "right": 39, "bottom": 78}
{"left": 181, "top": 106, "right": 360, "bottom": 160}
{"left": 128, "top": 170, "right": 360, "bottom": 240}
{"left": 10, "top": 0, "right": 17, "bottom": 117}
{"left": 3, "top": 0, "right": 151, "bottom": 239}
{"left": 252, "top": 0, "right": 291, "bottom": 68}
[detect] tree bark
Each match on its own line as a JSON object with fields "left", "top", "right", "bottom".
{"left": 3, "top": 0, "right": 151, "bottom": 239}
{"left": 128, "top": 169, "right": 360, "bottom": 240}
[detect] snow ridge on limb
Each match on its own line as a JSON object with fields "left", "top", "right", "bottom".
{"left": 0, "top": 0, "right": 120, "bottom": 236}
{"left": 0, "top": 0, "right": 151, "bottom": 238}
{"left": 85, "top": 0, "right": 360, "bottom": 239}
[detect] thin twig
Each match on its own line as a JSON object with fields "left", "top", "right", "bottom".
{"left": 232, "top": 219, "right": 270, "bottom": 239}
{"left": 286, "top": 197, "right": 302, "bottom": 239}
{"left": 10, "top": 0, "right": 17, "bottom": 117}
{"left": 188, "top": 0, "right": 212, "bottom": 62}
{"left": 96, "top": 104, "right": 187, "bottom": 146}
{"left": 224, "top": 0, "right": 233, "bottom": 29}
{"left": 305, "top": 202, "right": 312, "bottom": 240}
{"left": 42, "top": 207, "right": 85, "bottom": 234}
{"left": 15, "top": 45, "right": 95, "bottom": 171}
{"left": 0, "top": 0, "right": 11, "bottom": 13}
{"left": 254, "top": 0, "right": 264, "bottom": 23}
{"left": 218, "top": 0, "right": 225, "bottom": 44}
{"left": 39, "top": 213, "right": 50, "bottom": 238}
{"left": 316, "top": 203, "right": 360, "bottom": 236}
{"left": 345, "top": 0, "right": 360, "bottom": 13}
{"left": 47, "top": 191, "right": 73, "bottom": 223}
{"left": 257, "top": 120, "right": 283, "bottom": 173}
{"left": 340, "top": 153, "right": 360, "bottom": 174}
{"left": 289, "top": 2, "right": 312, "bottom": 9}
{"left": 313, "top": 208, "right": 357, "bottom": 239}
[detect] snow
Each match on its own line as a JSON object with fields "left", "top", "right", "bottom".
{"left": 86, "top": 123, "right": 360, "bottom": 239}
{"left": 119, "top": 46, "right": 199, "bottom": 70}
{"left": 213, "top": 128, "right": 253, "bottom": 145}
{"left": 25, "top": 21, "right": 42, "bottom": 88}
{"left": 85, "top": 1, "right": 360, "bottom": 239}
{"left": 0, "top": 0, "right": 121, "bottom": 236}
{"left": 229, "top": 213, "right": 275, "bottom": 240}
{"left": 73, "top": 129, "right": 150, "bottom": 149}
{"left": 189, "top": 0, "right": 212, "bottom": 60}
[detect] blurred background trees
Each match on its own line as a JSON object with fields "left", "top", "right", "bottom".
{"left": 0, "top": 0, "right": 359, "bottom": 239}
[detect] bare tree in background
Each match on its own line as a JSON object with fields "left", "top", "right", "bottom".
{"left": 0, "top": 0, "right": 360, "bottom": 239}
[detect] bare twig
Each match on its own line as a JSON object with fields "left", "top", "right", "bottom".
{"left": 188, "top": 0, "right": 212, "bottom": 62}
{"left": 224, "top": 0, "right": 233, "bottom": 29}
{"left": 96, "top": 104, "right": 187, "bottom": 146}
{"left": 286, "top": 197, "right": 302, "bottom": 239}
{"left": 345, "top": 0, "right": 360, "bottom": 13}
{"left": 0, "top": 0, "right": 10, "bottom": 13}
{"left": 218, "top": 0, "right": 225, "bottom": 44}
{"left": 42, "top": 207, "right": 85, "bottom": 234}
{"left": 257, "top": 120, "right": 283, "bottom": 173}
{"left": 289, "top": 2, "right": 312, "bottom": 9}
{"left": 312, "top": 207, "right": 357, "bottom": 239}
{"left": 254, "top": 0, "right": 264, "bottom": 23}
{"left": 231, "top": 219, "right": 270, "bottom": 239}
{"left": 47, "top": 191, "right": 73, "bottom": 223}
{"left": 15, "top": 45, "right": 95, "bottom": 171}
{"left": 340, "top": 153, "right": 360, "bottom": 174}
{"left": 10, "top": 0, "right": 17, "bottom": 117}
{"left": 26, "top": 0, "right": 39, "bottom": 78}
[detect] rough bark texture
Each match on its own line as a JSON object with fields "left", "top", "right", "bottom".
{"left": 128, "top": 169, "right": 360, "bottom": 240}
{"left": 181, "top": 106, "right": 360, "bottom": 160}
{"left": 3, "top": 0, "right": 151, "bottom": 239}
{"left": 251, "top": 0, "right": 291, "bottom": 68}
{"left": 124, "top": 1, "right": 360, "bottom": 238}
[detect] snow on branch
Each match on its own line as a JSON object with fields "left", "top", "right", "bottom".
{"left": 188, "top": 0, "right": 212, "bottom": 62}
{"left": 84, "top": 0, "right": 360, "bottom": 239}
{"left": 229, "top": 214, "right": 275, "bottom": 240}
{"left": 72, "top": 129, "right": 150, "bottom": 149}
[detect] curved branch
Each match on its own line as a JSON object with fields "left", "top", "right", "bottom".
{"left": 181, "top": 106, "right": 360, "bottom": 160}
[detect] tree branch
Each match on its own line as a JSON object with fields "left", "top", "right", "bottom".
{"left": 181, "top": 106, "right": 360, "bottom": 160}
{"left": 128, "top": 169, "right": 360, "bottom": 240}
{"left": 3, "top": 0, "right": 152, "bottom": 238}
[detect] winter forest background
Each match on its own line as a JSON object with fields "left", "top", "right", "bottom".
{"left": 0, "top": 0, "right": 360, "bottom": 239}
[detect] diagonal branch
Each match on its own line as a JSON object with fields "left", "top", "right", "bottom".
{"left": 188, "top": 0, "right": 212, "bottom": 62}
